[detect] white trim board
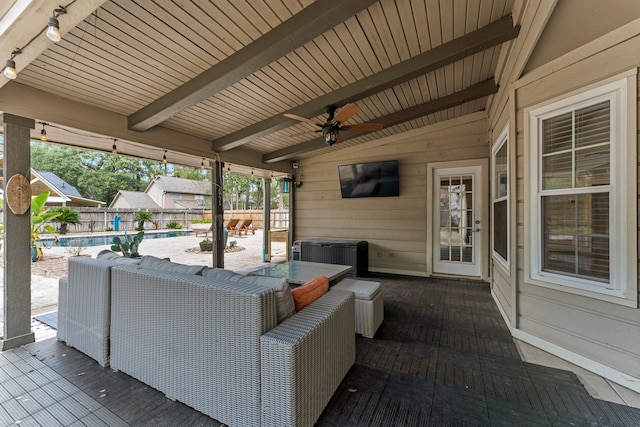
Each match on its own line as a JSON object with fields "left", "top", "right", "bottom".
{"left": 491, "top": 290, "right": 640, "bottom": 394}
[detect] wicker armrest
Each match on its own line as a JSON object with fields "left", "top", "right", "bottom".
{"left": 58, "top": 257, "right": 121, "bottom": 367}
{"left": 260, "top": 289, "right": 355, "bottom": 427}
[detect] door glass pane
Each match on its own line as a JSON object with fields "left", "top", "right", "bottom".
{"left": 438, "top": 174, "right": 474, "bottom": 264}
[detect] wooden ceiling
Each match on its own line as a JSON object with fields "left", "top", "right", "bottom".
{"left": 0, "top": 0, "right": 518, "bottom": 173}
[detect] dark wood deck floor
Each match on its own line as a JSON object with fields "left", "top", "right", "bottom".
{"left": 3, "top": 274, "right": 640, "bottom": 426}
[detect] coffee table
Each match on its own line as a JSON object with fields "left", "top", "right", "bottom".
{"left": 244, "top": 260, "right": 352, "bottom": 286}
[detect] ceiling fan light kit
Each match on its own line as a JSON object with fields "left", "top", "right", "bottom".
{"left": 284, "top": 103, "right": 383, "bottom": 147}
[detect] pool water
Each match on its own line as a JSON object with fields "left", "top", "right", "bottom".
{"left": 39, "top": 231, "right": 194, "bottom": 247}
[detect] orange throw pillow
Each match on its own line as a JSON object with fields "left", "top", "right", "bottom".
{"left": 291, "top": 276, "right": 329, "bottom": 312}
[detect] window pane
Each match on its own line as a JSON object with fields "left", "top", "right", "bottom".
{"left": 494, "top": 143, "right": 508, "bottom": 198}
{"left": 576, "top": 145, "right": 610, "bottom": 187}
{"left": 542, "top": 193, "right": 609, "bottom": 282}
{"left": 543, "top": 111, "right": 572, "bottom": 154}
{"left": 576, "top": 101, "right": 610, "bottom": 148}
{"left": 493, "top": 200, "right": 508, "bottom": 261}
{"left": 543, "top": 152, "right": 572, "bottom": 189}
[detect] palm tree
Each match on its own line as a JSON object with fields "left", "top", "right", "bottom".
{"left": 134, "top": 210, "right": 154, "bottom": 231}
{"left": 51, "top": 208, "right": 80, "bottom": 235}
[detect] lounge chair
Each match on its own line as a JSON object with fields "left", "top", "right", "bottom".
{"left": 237, "top": 219, "right": 255, "bottom": 235}
{"left": 194, "top": 224, "right": 212, "bottom": 238}
{"left": 225, "top": 218, "right": 240, "bottom": 235}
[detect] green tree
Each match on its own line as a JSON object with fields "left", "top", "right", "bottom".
{"left": 51, "top": 208, "right": 80, "bottom": 234}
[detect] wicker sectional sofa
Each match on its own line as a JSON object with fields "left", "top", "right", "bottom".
{"left": 57, "top": 254, "right": 355, "bottom": 427}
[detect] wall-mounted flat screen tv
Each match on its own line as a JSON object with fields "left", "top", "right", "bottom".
{"left": 338, "top": 160, "right": 399, "bottom": 198}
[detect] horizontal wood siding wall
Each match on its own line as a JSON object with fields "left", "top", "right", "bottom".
{"left": 294, "top": 112, "right": 489, "bottom": 276}
{"left": 513, "top": 29, "right": 640, "bottom": 379}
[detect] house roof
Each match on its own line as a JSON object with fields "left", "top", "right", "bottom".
{"left": 0, "top": 1, "right": 519, "bottom": 176}
{"left": 30, "top": 169, "right": 104, "bottom": 206}
{"left": 34, "top": 170, "right": 83, "bottom": 198}
{"left": 149, "top": 176, "right": 212, "bottom": 196}
{"left": 110, "top": 191, "right": 160, "bottom": 209}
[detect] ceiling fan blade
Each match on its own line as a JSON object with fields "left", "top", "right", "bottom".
{"left": 341, "top": 123, "right": 383, "bottom": 132}
{"left": 288, "top": 129, "right": 320, "bottom": 138}
{"left": 284, "top": 113, "right": 322, "bottom": 126}
{"left": 332, "top": 103, "right": 360, "bottom": 124}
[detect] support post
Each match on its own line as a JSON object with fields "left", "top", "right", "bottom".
{"left": 212, "top": 160, "right": 224, "bottom": 268}
{"left": 263, "top": 178, "right": 271, "bottom": 262}
{"left": 1, "top": 113, "right": 35, "bottom": 350}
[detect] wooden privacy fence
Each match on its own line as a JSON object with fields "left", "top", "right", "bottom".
{"left": 42, "top": 208, "right": 289, "bottom": 233}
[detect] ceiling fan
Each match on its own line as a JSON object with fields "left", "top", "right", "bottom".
{"left": 284, "top": 103, "right": 383, "bottom": 146}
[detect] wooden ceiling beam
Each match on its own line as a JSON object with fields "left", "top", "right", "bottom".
{"left": 127, "top": 0, "right": 378, "bottom": 132}
{"left": 214, "top": 15, "right": 519, "bottom": 152}
{"left": 262, "top": 79, "right": 499, "bottom": 163}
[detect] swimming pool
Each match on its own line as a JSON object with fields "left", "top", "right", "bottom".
{"left": 39, "top": 230, "right": 194, "bottom": 247}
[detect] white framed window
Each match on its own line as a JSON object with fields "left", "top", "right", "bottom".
{"left": 526, "top": 76, "right": 637, "bottom": 305}
{"left": 492, "top": 125, "right": 509, "bottom": 271}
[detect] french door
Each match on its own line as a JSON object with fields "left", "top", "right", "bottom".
{"left": 432, "top": 165, "right": 484, "bottom": 277}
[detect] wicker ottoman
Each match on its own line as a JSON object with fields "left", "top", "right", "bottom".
{"left": 332, "top": 278, "right": 384, "bottom": 338}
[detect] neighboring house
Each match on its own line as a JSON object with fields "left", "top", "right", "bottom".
{"left": 0, "top": 157, "right": 103, "bottom": 207}
{"left": 30, "top": 170, "right": 104, "bottom": 207}
{"left": 109, "top": 190, "right": 160, "bottom": 209}
{"left": 109, "top": 176, "right": 212, "bottom": 209}
{"left": 144, "top": 176, "right": 212, "bottom": 209}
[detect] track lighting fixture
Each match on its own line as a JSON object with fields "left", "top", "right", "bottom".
{"left": 162, "top": 150, "right": 168, "bottom": 164}
{"left": 39, "top": 123, "right": 47, "bottom": 141}
{"left": 112, "top": 139, "right": 118, "bottom": 154}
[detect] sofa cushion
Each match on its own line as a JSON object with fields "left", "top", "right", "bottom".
{"left": 202, "top": 269, "right": 295, "bottom": 323}
{"left": 139, "top": 255, "right": 206, "bottom": 275}
{"left": 96, "top": 249, "right": 141, "bottom": 265}
{"left": 291, "top": 276, "right": 329, "bottom": 312}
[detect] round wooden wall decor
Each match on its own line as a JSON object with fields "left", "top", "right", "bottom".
{"left": 5, "top": 174, "right": 31, "bottom": 215}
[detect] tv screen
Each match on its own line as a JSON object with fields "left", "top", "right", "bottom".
{"left": 338, "top": 160, "right": 399, "bottom": 198}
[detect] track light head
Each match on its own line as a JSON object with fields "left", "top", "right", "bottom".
{"left": 46, "top": 16, "right": 61, "bottom": 42}
{"left": 3, "top": 59, "right": 17, "bottom": 80}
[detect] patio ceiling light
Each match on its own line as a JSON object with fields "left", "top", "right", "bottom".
{"left": 46, "top": 5, "right": 68, "bottom": 42}
{"left": 39, "top": 122, "right": 47, "bottom": 141}
{"left": 3, "top": 2, "right": 73, "bottom": 80}
{"left": 3, "top": 58, "right": 17, "bottom": 79}
{"left": 163, "top": 150, "right": 168, "bottom": 164}
{"left": 201, "top": 158, "right": 205, "bottom": 169}
{"left": 322, "top": 126, "right": 339, "bottom": 146}
{"left": 46, "top": 16, "right": 61, "bottom": 42}
{"left": 112, "top": 139, "right": 118, "bottom": 154}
